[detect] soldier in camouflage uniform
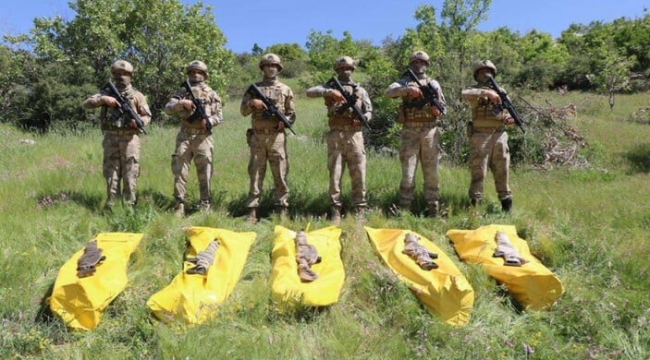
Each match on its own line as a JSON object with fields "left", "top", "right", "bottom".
{"left": 306, "top": 56, "right": 372, "bottom": 223}
{"left": 385, "top": 51, "right": 446, "bottom": 217}
{"left": 164, "top": 60, "right": 223, "bottom": 217}
{"left": 82, "top": 60, "right": 151, "bottom": 208}
{"left": 461, "top": 60, "right": 514, "bottom": 212}
{"left": 240, "top": 53, "right": 296, "bottom": 223}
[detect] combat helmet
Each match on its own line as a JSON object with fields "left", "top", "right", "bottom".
{"left": 409, "top": 51, "right": 430, "bottom": 65}
{"left": 110, "top": 60, "right": 134, "bottom": 74}
{"left": 259, "top": 53, "right": 283, "bottom": 71}
{"left": 473, "top": 60, "right": 497, "bottom": 80}
{"left": 333, "top": 56, "right": 356, "bottom": 70}
{"left": 186, "top": 60, "right": 209, "bottom": 77}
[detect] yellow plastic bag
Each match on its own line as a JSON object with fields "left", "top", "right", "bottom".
{"left": 365, "top": 227, "right": 474, "bottom": 327}
{"left": 146, "top": 226, "right": 256, "bottom": 324}
{"left": 446, "top": 224, "right": 564, "bottom": 310}
{"left": 48, "top": 232, "right": 143, "bottom": 331}
{"left": 270, "top": 225, "right": 345, "bottom": 309}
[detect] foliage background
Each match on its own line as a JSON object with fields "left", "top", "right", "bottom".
{"left": 1, "top": 0, "right": 650, "bottom": 358}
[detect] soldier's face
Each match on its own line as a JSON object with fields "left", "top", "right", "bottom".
{"left": 410, "top": 60, "right": 428, "bottom": 75}
{"left": 409, "top": 60, "right": 429, "bottom": 75}
{"left": 112, "top": 70, "right": 132, "bottom": 86}
{"left": 476, "top": 69, "right": 493, "bottom": 83}
{"left": 188, "top": 69, "right": 206, "bottom": 83}
{"left": 262, "top": 64, "right": 279, "bottom": 78}
{"left": 336, "top": 66, "right": 354, "bottom": 81}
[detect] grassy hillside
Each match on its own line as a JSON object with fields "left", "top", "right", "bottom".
{"left": 1, "top": 91, "right": 649, "bottom": 359}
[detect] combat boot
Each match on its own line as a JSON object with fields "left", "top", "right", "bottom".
{"left": 246, "top": 208, "right": 258, "bottom": 223}
{"left": 199, "top": 201, "right": 211, "bottom": 213}
{"left": 174, "top": 203, "right": 185, "bottom": 218}
{"left": 501, "top": 198, "right": 512, "bottom": 212}
{"left": 102, "top": 201, "right": 114, "bottom": 213}
{"left": 274, "top": 206, "right": 288, "bottom": 217}
{"left": 427, "top": 201, "right": 439, "bottom": 218}
{"left": 330, "top": 206, "right": 341, "bottom": 225}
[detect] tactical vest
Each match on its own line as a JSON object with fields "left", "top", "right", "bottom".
{"left": 401, "top": 79, "right": 438, "bottom": 122}
{"left": 182, "top": 84, "right": 213, "bottom": 130}
{"left": 327, "top": 83, "right": 363, "bottom": 128}
{"left": 100, "top": 87, "right": 138, "bottom": 130}
{"left": 251, "top": 84, "right": 288, "bottom": 131}
{"left": 471, "top": 85, "right": 507, "bottom": 128}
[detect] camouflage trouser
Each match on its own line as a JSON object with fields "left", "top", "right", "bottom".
{"left": 327, "top": 130, "right": 367, "bottom": 208}
{"left": 398, "top": 126, "right": 441, "bottom": 208}
{"left": 246, "top": 131, "right": 289, "bottom": 208}
{"left": 171, "top": 131, "right": 214, "bottom": 205}
{"left": 468, "top": 131, "right": 511, "bottom": 202}
{"left": 102, "top": 133, "right": 140, "bottom": 205}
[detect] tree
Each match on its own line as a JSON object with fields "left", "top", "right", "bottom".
{"left": 0, "top": 38, "right": 34, "bottom": 125}
{"left": 514, "top": 30, "right": 570, "bottom": 89}
{"left": 265, "top": 43, "right": 307, "bottom": 62}
{"left": 304, "top": 30, "right": 362, "bottom": 84}
{"left": 559, "top": 20, "right": 637, "bottom": 92}
{"left": 251, "top": 43, "right": 264, "bottom": 56}
{"left": 29, "top": 0, "right": 234, "bottom": 125}
{"left": 439, "top": 0, "right": 492, "bottom": 78}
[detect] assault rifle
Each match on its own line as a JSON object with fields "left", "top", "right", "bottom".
{"left": 104, "top": 81, "right": 146, "bottom": 134}
{"left": 486, "top": 76, "right": 525, "bottom": 133}
{"left": 403, "top": 68, "right": 446, "bottom": 115}
{"left": 181, "top": 80, "right": 212, "bottom": 132}
{"left": 246, "top": 83, "right": 296, "bottom": 135}
{"left": 325, "top": 77, "right": 371, "bottom": 130}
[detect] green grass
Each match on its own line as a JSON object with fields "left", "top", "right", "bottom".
{"left": 1, "top": 92, "right": 649, "bottom": 359}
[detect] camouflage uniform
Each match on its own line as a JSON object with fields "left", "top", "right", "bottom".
{"left": 385, "top": 51, "right": 446, "bottom": 216}
{"left": 164, "top": 60, "right": 223, "bottom": 215}
{"left": 240, "top": 54, "right": 295, "bottom": 219}
{"left": 461, "top": 60, "right": 512, "bottom": 211}
{"left": 306, "top": 56, "right": 372, "bottom": 219}
{"left": 82, "top": 60, "right": 151, "bottom": 206}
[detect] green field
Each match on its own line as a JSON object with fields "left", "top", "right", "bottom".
{"left": 1, "top": 91, "right": 649, "bottom": 359}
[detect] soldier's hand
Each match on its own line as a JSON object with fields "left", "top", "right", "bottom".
{"left": 248, "top": 99, "right": 266, "bottom": 110}
{"left": 352, "top": 119, "right": 362, "bottom": 127}
{"left": 181, "top": 99, "right": 195, "bottom": 111}
{"left": 276, "top": 121, "right": 285, "bottom": 132}
{"left": 504, "top": 116, "right": 515, "bottom": 125}
{"left": 407, "top": 86, "right": 423, "bottom": 99}
{"left": 326, "top": 89, "right": 346, "bottom": 103}
{"left": 128, "top": 119, "right": 138, "bottom": 129}
{"left": 101, "top": 96, "right": 119, "bottom": 107}
{"left": 485, "top": 90, "right": 502, "bottom": 104}
{"left": 202, "top": 118, "right": 209, "bottom": 130}
{"left": 431, "top": 107, "right": 441, "bottom": 118}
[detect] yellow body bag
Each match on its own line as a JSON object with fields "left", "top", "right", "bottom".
{"left": 365, "top": 227, "right": 474, "bottom": 327}
{"left": 48, "top": 232, "right": 143, "bottom": 331}
{"left": 270, "top": 225, "right": 345, "bottom": 309}
{"left": 146, "top": 227, "right": 256, "bottom": 324}
{"left": 446, "top": 224, "right": 564, "bottom": 310}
